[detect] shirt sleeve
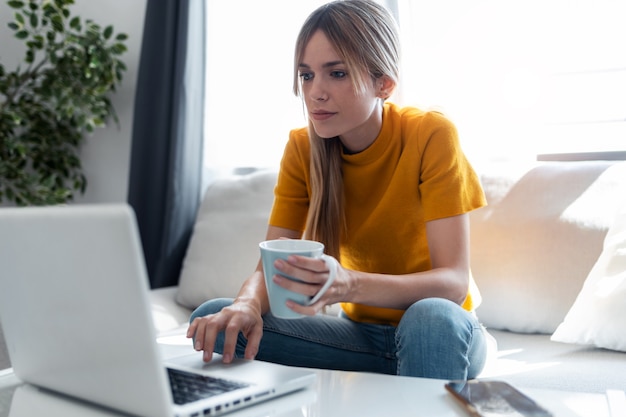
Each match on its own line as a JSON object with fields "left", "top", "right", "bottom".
{"left": 418, "top": 112, "right": 486, "bottom": 221}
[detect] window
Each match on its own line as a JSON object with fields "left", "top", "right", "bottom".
{"left": 392, "top": 0, "right": 626, "bottom": 163}
{"left": 203, "top": 1, "right": 329, "bottom": 177}
{"left": 203, "top": 0, "right": 626, "bottom": 176}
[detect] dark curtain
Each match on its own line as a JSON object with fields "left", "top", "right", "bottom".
{"left": 128, "top": 0, "right": 205, "bottom": 288}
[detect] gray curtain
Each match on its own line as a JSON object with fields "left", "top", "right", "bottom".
{"left": 128, "top": 0, "right": 205, "bottom": 288}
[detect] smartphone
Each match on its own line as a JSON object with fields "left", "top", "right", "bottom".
{"left": 445, "top": 380, "right": 553, "bottom": 417}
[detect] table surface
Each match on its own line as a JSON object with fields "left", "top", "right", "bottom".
{"left": 0, "top": 336, "right": 615, "bottom": 417}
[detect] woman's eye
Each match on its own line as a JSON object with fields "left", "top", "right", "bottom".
{"left": 299, "top": 72, "right": 313, "bottom": 81}
{"left": 330, "top": 70, "right": 347, "bottom": 79}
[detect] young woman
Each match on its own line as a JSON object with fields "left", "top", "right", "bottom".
{"left": 187, "top": 0, "right": 489, "bottom": 380}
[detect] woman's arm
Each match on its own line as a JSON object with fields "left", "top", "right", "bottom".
{"left": 187, "top": 225, "right": 301, "bottom": 363}
{"left": 278, "top": 213, "right": 471, "bottom": 314}
{"left": 348, "top": 213, "right": 471, "bottom": 308}
{"left": 234, "top": 225, "right": 303, "bottom": 316}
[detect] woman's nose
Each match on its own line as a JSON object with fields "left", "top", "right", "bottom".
{"left": 309, "top": 79, "right": 328, "bottom": 102}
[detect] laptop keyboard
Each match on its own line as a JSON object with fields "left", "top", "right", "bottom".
{"left": 167, "top": 367, "right": 250, "bottom": 405}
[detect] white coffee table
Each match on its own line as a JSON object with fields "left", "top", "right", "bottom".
{"left": 0, "top": 339, "right": 615, "bottom": 417}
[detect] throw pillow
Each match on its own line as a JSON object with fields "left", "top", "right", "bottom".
{"left": 176, "top": 170, "right": 278, "bottom": 310}
{"left": 471, "top": 160, "right": 626, "bottom": 334}
{"left": 551, "top": 201, "right": 626, "bottom": 351}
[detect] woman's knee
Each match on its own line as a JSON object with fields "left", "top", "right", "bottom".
{"left": 398, "top": 298, "right": 467, "bottom": 334}
{"left": 189, "top": 298, "right": 234, "bottom": 323}
{"left": 395, "top": 298, "right": 484, "bottom": 379}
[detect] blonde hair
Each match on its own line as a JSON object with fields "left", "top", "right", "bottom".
{"left": 292, "top": 0, "right": 400, "bottom": 259}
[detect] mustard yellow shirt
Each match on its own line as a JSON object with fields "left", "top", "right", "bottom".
{"left": 269, "top": 102, "right": 486, "bottom": 325}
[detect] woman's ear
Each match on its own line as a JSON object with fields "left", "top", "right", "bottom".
{"left": 377, "top": 75, "right": 396, "bottom": 100}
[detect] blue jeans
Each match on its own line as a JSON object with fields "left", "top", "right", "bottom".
{"left": 189, "top": 297, "right": 487, "bottom": 380}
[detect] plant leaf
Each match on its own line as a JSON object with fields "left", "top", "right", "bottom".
{"left": 103, "top": 25, "right": 113, "bottom": 39}
{"left": 110, "top": 43, "right": 127, "bottom": 55}
{"left": 51, "top": 15, "right": 63, "bottom": 32}
{"left": 15, "top": 30, "right": 29, "bottom": 40}
{"left": 69, "top": 16, "right": 80, "bottom": 29}
{"left": 7, "top": 1, "right": 24, "bottom": 9}
{"left": 15, "top": 12, "right": 25, "bottom": 25}
{"left": 29, "top": 12, "right": 38, "bottom": 28}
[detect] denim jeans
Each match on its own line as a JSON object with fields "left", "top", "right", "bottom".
{"left": 189, "top": 297, "right": 487, "bottom": 380}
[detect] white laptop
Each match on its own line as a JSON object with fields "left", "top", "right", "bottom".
{"left": 0, "top": 204, "right": 315, "bottom": 417}
{"left": 6, "top": 382, "right": 316, "bottom": 417}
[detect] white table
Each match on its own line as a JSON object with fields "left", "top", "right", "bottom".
{"left": 0, "top": 338, "right": 616, "bottom": 417}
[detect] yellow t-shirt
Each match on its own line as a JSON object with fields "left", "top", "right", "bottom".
{"left": 269, "top": 102, "right": 486, "bottom": 325}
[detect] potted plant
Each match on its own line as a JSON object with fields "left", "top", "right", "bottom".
{"left": 0, "top": 0, "right": 128, "bottom": 206}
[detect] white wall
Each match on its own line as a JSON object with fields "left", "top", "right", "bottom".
{"left": 0, "top": 0, "right": 147, "bottom": 203}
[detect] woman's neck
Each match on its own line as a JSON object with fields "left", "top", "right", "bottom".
{"left": 339, "top": 101, "right": 384, "bottom": 154}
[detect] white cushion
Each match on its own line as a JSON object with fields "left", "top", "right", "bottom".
{"left": 176, "top": 170, "right": 278, "bottom": 310}
{"left": 551, "top": 201, "right": 626, "bottom": 351}
{"left": 471, "top": 161, "right": 626, "bottom": 334}
{"left": 149, "top": 287, "right": 192, "bottom": 333}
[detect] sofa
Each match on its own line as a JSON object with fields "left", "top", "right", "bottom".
{"left": 149, "top": 159, "right": 626, "bottom": 394}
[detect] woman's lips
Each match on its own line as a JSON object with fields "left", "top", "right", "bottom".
{"left": 310, "top": 111, "right": 336, "bottom": 121}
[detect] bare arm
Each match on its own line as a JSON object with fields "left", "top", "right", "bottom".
{"left": 233, "top": 225, "right": 303, "bottom": 316}
{"left": 187, "top": 225, "right": 301, "bottom": 363}
{"left": 347, "top": 213, "right": 470, "bottom": 308}
{"left": 279, "top": 213, "right": 471, "bottom": 315}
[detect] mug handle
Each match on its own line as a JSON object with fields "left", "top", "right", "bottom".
{"left": 308, "top": 254, "right": 338, "bottom": 305}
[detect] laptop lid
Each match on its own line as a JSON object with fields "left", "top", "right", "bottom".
{"left": 0, "top": 204, "right": 315, "bottom": 417}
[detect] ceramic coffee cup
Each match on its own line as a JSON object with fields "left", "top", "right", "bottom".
{"left": 259, "top": 239, "right": 337, "bottom": 319}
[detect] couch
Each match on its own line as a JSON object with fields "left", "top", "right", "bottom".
{"left": 149, "top": 160, "right": 626, "bottom": 394}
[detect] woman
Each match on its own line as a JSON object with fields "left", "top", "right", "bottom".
{"left": 187, "top": 0, "right": 489, "bottom": 380}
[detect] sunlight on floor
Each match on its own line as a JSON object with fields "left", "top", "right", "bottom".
{"left": 480, "top": 348, "right": 561, "bottom": 379}
{"left": 157, "top": 331, "right": 190, "bottom": 346}
{"left": 560, "top": 392, "right": 611, "bottom": 417}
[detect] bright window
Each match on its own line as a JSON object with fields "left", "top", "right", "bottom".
{"left": 203, "top": 1, "right": 329, "bottom": 176}
{"left": 203, "top": 0, "right": 626, "bottom": 175}
{"left": 392, "top": 0, "right": 626, "bottom": 163}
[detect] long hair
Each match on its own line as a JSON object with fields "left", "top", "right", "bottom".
{"left": 292, "top": 0, "right": 400, "bottom": 259}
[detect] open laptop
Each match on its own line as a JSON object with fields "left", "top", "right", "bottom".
{"left": 0, "top": 204, "right": 316, "bottom": 417}
{"left": 6, "top": 382, "right": 316, "bottom": 417}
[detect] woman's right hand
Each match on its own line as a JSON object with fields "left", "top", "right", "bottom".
{"left": 187, "top": 296, "right": 264, "bottom": 364}
{"left": 187, "top": 225, "right": 301, "bottom": 363}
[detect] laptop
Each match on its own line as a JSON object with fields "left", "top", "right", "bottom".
{"left": 7, "top": 382, "right": 316, "bottom": 417}
{"left": 0, "top": 204, "right": 316, "bottom": 417}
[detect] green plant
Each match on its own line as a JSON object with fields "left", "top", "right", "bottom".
{"left": 0, "top": 0, "right": 127, "bottom": 205}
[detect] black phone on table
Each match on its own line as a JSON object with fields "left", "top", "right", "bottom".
{"left": 445, "top": 380, "right": 553, "bottom": 417}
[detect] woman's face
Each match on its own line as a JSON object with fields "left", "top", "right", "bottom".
{"left": 299, "top": 30, "right": 384, "bottom": 153}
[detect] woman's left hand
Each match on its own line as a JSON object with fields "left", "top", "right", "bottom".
{"left": 271, "top": 254, "right": 350, "bottom": 315}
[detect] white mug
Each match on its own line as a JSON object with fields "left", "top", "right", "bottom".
{"left": 259, "top": 239, "right": 337, "bottom": 319}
